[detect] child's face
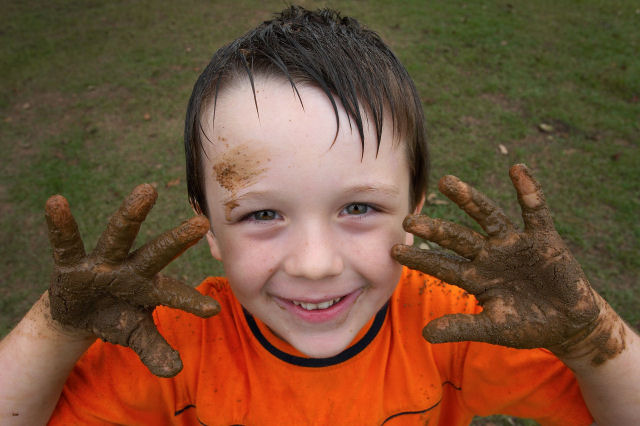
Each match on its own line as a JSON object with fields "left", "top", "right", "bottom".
{"left": 200, "top": 76, "right": 417, "bottom": 358}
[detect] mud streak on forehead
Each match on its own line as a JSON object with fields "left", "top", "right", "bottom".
{"left": 212, "top": 143, "right": 268, "bottom": 192}
{"left": 212, "top": 142, "right": 269, "bottom": 219}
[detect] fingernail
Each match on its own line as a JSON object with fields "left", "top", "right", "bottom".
{"left": 45, "top": 194, "right": 67, "bottom": 212}
{"left": 176, "top": 216, "right": 210, "bottom": 241}
{"left": 132, "top": 183, "right": 158, "bottom": 198}
{"left": 390, "top": 244, "right": 409, "bottom": 257}
{"left": 438, "top": 175, "right": 469, "bottom": 204}
{"left": 438, "top": 175, "right": 458, "bottom": 193}
{"left": 45, "top": 195, "right": 70, "bottom": 226}
{"left": 123, "top": 184, "right": 158, "bottom": 221}
{"left": 190, "top": 215, "right": 210, "bottom": 233}
{"left": 402, "top": 214, "right": 417, "bottom": 230}
{"left": 422, "top": 325, "right": 439, "bottom": 343}
{"left": 423, "top": 323, "right": 448, "bottom": 344}
{"left": 203, "top": 299, "right": 220, "bottom": 316}
{"left": 509, "top": 163, "right": 527, "bottom": 180}
{"left": 152, "top": 357, "right": 183, "bottom": 378}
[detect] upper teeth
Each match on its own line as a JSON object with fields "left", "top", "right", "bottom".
{"left": 292, "top": 297, "right": 342, "bottom": 311}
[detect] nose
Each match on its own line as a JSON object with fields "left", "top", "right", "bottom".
{"left": 283, "top": 222, "right": 344, "bottom": 280}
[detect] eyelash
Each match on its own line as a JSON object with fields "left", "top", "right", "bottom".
{"left": 241, "top": 203, "right": 378, "bottom": 223}
{"left": 244, "top": 210, "right": 281, "bottom": 222}
{"left": 342, "top": 203, "right": 374, "bottom": 216}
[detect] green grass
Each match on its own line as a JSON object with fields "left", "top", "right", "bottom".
{"left": 1, "top": 1, "right": 638, "bottom": 423}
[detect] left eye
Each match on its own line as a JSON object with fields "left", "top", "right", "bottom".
{"left": 249, "top": 210, "right": 279, "bottom": 221}
{"left": 343, "top": 203, "right": 371, "bottom": 215}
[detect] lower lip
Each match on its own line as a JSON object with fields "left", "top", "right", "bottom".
{"left": 275, "top": 289, "right": 362, "bottom": 324}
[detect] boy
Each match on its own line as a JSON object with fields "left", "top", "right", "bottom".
{"left": 1, "top": 5, "right": 638, "bottom": 425}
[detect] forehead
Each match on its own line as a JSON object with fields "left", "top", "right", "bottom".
{"left": 199, "top": 75, "right": 404, "bottom": 162}
{"left": 198, "top": 75, "right": 412, "bottom": 218}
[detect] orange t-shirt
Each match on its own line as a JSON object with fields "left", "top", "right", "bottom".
{"left": 50, "top": 268, "right": 593, "bottom": 425}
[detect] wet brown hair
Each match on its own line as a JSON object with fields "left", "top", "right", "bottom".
{"left": 185, "top": 5, "right": 428, "bottom": 216}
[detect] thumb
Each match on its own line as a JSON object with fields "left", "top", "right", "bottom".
{"left": 89, "top": 303, "right": 183, "bottom": 378}
{"left": 423, "top": 313, "right": 493, "bottom": 344}
{"left": 127, "top": 315, "right": 183, "bottom": 378}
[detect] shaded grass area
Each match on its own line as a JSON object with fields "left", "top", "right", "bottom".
{"left": 1, "top": 0, "right": 638, "bottom": 423}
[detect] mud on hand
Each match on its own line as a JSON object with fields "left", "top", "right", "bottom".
{"left": 45, "top": 184, "right": 220, "bottom": 377}
{"left": 391, "top": 164, "right": 626, "bottom": 366}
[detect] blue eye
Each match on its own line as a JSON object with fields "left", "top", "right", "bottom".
{"left": 343, "top": 203, "right": 371, "bottom": 215}
{"left": 249, "top": 210, "right": 279, "bottom": 221}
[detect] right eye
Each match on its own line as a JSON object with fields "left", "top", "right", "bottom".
{"left": 246, "top": 210, "right": 280, "bottom": 222}
{"left": 342, "top": 203, "right": 371, "bottom": 216}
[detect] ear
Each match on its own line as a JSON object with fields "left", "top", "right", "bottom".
{"left": 413, "top": 192, "right": 426, "bottom": 215}
{"left": 404, "top": 193, "right": 426, "bottom": 245}
{"left": 191, "top": 201, "right": 222, "bottom": 259}
{"left": 205, "top": 230, "right": 223, "bottom": 261}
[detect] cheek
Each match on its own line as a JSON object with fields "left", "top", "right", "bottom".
{"left": 219, "top": 236, "right": 278, "bottom": 293}
{"left": 344, "top": 222, "right": 406, "bottom": 274}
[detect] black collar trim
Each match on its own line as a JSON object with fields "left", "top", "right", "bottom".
{"left": 243, "top": 303, "right": 388, "bottom": 367}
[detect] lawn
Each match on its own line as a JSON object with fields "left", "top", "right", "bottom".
{"left": 1, "top": 0, "right": 638, "bottom": 423}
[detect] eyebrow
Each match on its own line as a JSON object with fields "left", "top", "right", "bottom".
{"left": 222, "top": 183, "right": 401, "bottom": 209}
{"left": 222, "top": 190, "right": 274, "bottom": 208}
{"left": 222, "top": 190, "right": 273, "bottom": 220}
{"left": 342, "top": 184, "right": 401, "bottom": 198}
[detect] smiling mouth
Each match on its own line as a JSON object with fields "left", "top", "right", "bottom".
{"left": 291, "top": 297, "right": 343, "bottom": 311}
{"left": 276, "top": 289, "right": 363, "bottom": 323}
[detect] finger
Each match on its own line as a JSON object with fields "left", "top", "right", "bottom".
{"left": 402, "top": 214, "right": 485, "bottom": 259}
{"left": 89, "top": 303, "right": 182, "bottom": 377}
{"left": 438, "top": 175, "right": 516, "bottom": 238}
{"left": 93, "top": 184, "right": 158, "bottom": 264}
{"left": 128, "top": 215, "right": 210, "bottom": 277}
{"left": 391, "top": 244, "right": 484, "bottom": 294}
{"left": 151, "top": 275, "right": 220, "bottom": 318}
{"left": 423, "top": 313, "right": 495, "bottom": 344}
{"left": 45, "top": 195, "right": 86, "bottom": 266}
{"left": 509, "top": 164, "right": 555, "bottom": 232}
{"left": 127, "top": 315, "right": 183, "bottom": 378}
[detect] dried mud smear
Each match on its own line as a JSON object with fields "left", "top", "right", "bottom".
{"left": 552, "top": 300, "right": 628, "bottom": 366}
{"left": 395, "top": 167, "right": 629, "bottom": 366}
{"left": 212, "top": 144, "right": 267, "bottom": 193}
{"left": 212, "top": 143, "right": 269, "bottom": 219}
{"left": 45, "top": 187, "right": 214, "bottom": 377}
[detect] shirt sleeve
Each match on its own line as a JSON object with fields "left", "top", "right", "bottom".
{"left": 458, "top": 343, "right": 594, "bottom": 425}
{"left": 48, "top": 337, "right": 178, "bottom": 425}
{"left": 407, "top": 268, "right": 594, "bottom": 425}
{"left": 48, "top": 278, "right": 224, "bottom": 425}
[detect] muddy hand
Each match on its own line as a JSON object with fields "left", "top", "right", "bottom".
{"left": 392, "top": 164, "right": 625, "bottom": 364}
{"left": 45, "top": 184, "right": 220, "bottom": 377}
